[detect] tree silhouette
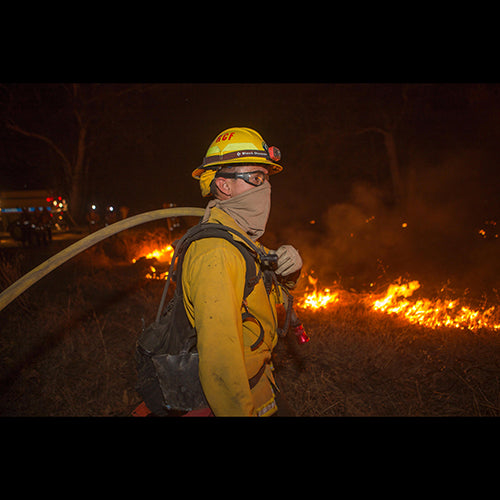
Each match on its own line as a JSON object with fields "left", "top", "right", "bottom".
{"left": 1, "top": 83, "right": 160, "bottom": 221}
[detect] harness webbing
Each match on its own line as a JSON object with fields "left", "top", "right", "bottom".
{"left": 155, "top": 223, "right": 270, "bottom": 350}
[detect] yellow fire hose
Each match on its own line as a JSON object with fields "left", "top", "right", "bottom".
{"left": 0, "top": 206, "right": 206, "bottom": 313}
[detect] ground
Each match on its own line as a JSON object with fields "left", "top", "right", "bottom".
{"left": 1, "top": 228, "right": 499, "bottom": 417}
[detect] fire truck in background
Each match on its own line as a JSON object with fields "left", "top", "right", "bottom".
{"left": 0, "top": 190, "right": 71, "bottom": 245}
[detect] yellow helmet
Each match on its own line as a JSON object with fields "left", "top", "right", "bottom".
{"left": 192, "top": 127, "right": 283, "bottom": 180}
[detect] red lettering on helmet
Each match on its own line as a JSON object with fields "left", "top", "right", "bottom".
{"left": 215, "top": 131, "right": 235, "bottom": 143}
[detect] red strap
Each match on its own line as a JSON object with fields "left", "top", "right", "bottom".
{"left": 131, "top": 401, "right": 153, "bottom": 417}
{"left": 183, "top": 407, "right": 214, "bottom": 417}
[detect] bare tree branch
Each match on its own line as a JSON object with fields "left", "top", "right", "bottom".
{"left": 5, "top": 119, "right": 73, "bottom": 181}
{"left": 352, "top": 126, "right": 389, "bottom": 137}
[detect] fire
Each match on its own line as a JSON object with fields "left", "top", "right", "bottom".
{"left": 297, "top": 288, "right": 340, "bottom": 310}
{"left": 132, "top": 243, "right": 174, "bottom": 280}
{"left": 295, "top": 272, "right": 500, "bottom": 331}
{"left": 369, "top": 279, "right": 500, "bottom": 331}
{"left": 131, "top": 239, "right": 500, "bottom": 332}
{"left": 132, "top": 244, "right": 174, "bottom": 264}
{"left": 296, "top": 274, "right": 340, "bottom": 310}
{"left": 145, "top": 266, "right": 168, "bottom": 281}
{"left": 372, "top": 280, "right": 421, "bottom": 311}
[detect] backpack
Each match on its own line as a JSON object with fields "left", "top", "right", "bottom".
{"left": 135, "top": 222, "right": 292, "bottom": 415}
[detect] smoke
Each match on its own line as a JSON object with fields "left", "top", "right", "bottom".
{"left": 289, "top": 183, "right": 407, "bottom": 287}
{"left": 271, "top": 148, "right": 499, "bottom": 296}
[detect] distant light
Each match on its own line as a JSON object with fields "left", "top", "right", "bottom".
{"left": 402, "top": 222, "right": 408, "bottom": 228}
{"left": 91, "top": 204, "right": 96, "bottom": 210}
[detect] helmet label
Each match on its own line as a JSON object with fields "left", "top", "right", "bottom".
{"left": 215, "top": 132, "right": 235, "bottom": 143}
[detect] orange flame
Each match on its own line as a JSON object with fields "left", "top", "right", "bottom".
{"left": 295, "top": 273, "right": 499, "bottom": 331}
{"left": 130, "top": 240, "right": 500, "bottom": 331}
{"left": 297, "top": 288, "right": 340, "bottom": 310}
{"left": 296, "top": 274, "right": 340, "bottom": 310}
{"left": 132, "top": 244, "right": 174, "bottom": 264}
{"left": 132, "top": 243, "right": 174, "bottom": 280}
{"left": 369, "top": 279, "right": 500, "bottom": 331}
{"left": 145, "top": 266, "right": 169, "bottom": 281}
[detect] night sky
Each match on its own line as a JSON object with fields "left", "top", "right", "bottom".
{"left": 1, "top": 83, "right": 498, "bottom": 211}
{"left": 1, "top": 83, "right": 499, "bottom": 288}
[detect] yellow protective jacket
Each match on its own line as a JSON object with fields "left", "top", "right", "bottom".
{"left": 181, "top": 207, "right": 294, "bottom": 416}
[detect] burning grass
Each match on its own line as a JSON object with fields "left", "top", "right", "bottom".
{"left": 275, "top": 303, "right": 500, "bottom": 416}
{"left": 0, "top": 228, "right": 499, "bottom": 417}
{"left": 280, "top": 273, "right": 500, "bottom": 416}
{"left": 295, "top": 273, "right": 500, "bottom": 332}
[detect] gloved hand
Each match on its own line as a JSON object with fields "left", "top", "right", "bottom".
{"left": 274, "top": 245, "right": 303, "bottom": 277}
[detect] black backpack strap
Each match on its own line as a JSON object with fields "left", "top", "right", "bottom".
{"left": 155, "top": 223, "right": 265, "bottom": 323}
{"left": 176, "top": 225, "right": 262, "bottom": 299}
{"left": 241, "top": 301, "right": 265, "bottom": 351}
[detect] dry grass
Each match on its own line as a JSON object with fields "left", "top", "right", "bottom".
{"left": 0, "top": 241, "right": 162, "bottom": 416}
{"left": 1, "top": 230, "right": 499, "bottom": 417}
{"left": 274, "top": 301, "right": 500, "bottom": 416}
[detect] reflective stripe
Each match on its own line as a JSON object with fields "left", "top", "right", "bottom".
{"left": 206, "top": 142, "right": 258, "bottom": 156}
{"left": 257, "top": 399, "right": 277, "bottom": 417}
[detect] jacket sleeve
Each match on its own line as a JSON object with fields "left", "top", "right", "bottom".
{"left": 181, "top": 239, "right": 256, "bottom": 416}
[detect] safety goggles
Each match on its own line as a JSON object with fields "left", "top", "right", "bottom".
{"left": 215, "top": 170, "right": 269, "bottom": 187}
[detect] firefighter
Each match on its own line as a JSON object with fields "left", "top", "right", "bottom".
{"left": 20, "top": 208, "right": 35, "bottom": 247}
{"left": 86, "top": 205, "right": 100, "bottom": 233}
{"left": 40, "top": 207, "right": 52, "bottom": 242}
{"left": 184, "top": 127, "right": 302, "bottom": 416}
{"left": 163, "top": 202, "right": 181, "bottom": 238}
{"left": 104, "top": 206, "right": 117, "bottom": 226}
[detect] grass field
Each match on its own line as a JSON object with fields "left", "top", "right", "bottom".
{"left": 1, "top": 227, "right": 499, "bottom": 417}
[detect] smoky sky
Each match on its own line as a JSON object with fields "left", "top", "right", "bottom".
{"left": 269, "top": 147, "right": 500, "bottom": 296}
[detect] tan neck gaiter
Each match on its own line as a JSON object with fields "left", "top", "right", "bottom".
{"left": 202, "top": 182, "right": 271, "bottom": 241}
